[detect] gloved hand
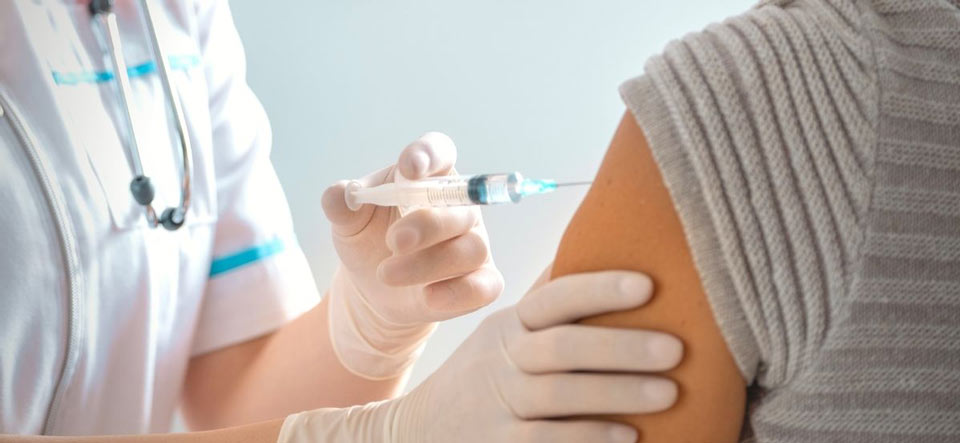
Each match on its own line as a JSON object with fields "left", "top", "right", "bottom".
{"left": 279, "top": 270, "right": 684, "bottom": 443}
{"left": 321, "top": 132, "right": 504, "bottom": 379}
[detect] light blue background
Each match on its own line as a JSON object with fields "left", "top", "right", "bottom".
{"left": 231, "top": 0, "right": 755, "bottom": 390}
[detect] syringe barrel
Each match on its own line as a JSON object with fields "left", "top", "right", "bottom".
{"left": 346, "top": 172, "right": 525, "bottom": 209}
{"left": 424, "top": 177, "right": 473, "bottom": 206}
{"left": 465, "top": 173, "right": 524, "bottom": 204}
{"left": 413, "top": 172, "right": 524, "bottom": 206}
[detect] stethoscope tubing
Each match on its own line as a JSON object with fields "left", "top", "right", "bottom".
{"left": 139, "top": 0, "right": 192, "bottom": 214}
{"left": 90, "top": 0, "right": 192, "bottom": 230}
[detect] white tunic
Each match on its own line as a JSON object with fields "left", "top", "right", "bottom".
{"left": 0, "top": 0, "right": 320, "bottom": 434}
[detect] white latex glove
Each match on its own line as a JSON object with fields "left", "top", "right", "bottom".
{"left": 321, "top": 132, "right": 504, "bottom": 379}
{"left": 279, "top": 270, "right": 684, "bottom": 443}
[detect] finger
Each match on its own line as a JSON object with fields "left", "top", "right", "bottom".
{"left": 508, "top": 325, "right": 683, "bottom": 373}
{"left": 517, "top": 271, "right": 653, "bottom": 331}
{"left": 322, "top": 166, "right": 393, "bottom": 236}
{"left": 386, "top": 207, "right": 480, "bottom": 254}
{"left": 421, "top": 266, "right": 504, "bottom": 318}
{"left": 507, "top": 373, "right": 677, "bottom": 419}
{"left": 378, "top": 230, "right": 488, "bottom": 286}
{"left": 511, "top": 421, "right": 638, "bottom": 443}
{"left": 396, "top": 132, "right": 457, "bottom": 180}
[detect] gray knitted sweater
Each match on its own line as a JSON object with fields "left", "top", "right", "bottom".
{"left": 620, "top": 0, "right": 960, "bottom": 441}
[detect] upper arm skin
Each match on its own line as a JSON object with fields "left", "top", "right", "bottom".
{"left": 550, "top": 111, "right": 746, "bottom": 442}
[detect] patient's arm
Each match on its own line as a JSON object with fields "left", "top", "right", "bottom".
{"left": 550, "top": 111, "right": 746, "bottom": 442}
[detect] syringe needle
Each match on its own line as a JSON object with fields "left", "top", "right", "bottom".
{"left": 554, "top": 181, "right": 593, "bottom": 187}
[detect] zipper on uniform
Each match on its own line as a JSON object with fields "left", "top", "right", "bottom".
{"left": 0, "top": 89, "right": 84, "bottom": 435}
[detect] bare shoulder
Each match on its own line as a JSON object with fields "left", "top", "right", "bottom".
{"left": 550, "top": 111, "right": 746, "bottom": 442}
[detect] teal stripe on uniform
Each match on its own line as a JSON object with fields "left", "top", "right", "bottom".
{"left": 209, "top": 237, "right": 286, "bottom": 278}
{"left": 51, "top": 54, "right": 201, "bottom": 86}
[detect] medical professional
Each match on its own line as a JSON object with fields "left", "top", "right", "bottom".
{"left": 0, "top": 1, "right": 684, "bottom": 441}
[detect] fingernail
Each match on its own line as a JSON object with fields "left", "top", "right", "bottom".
{"left": 609, "top": 425, "right": 638, "bottom": 443}
{"left": 391, "top": 227, "right": 420, "bottom": 252}
{"left": 408, "top": 150, "right": 430, "bottom": 178}
{"left": 619, "top": 274, "right": 651, "bottom": 299}
{"left": 644, "top": 379, "right": 678, "bottom": 409}
{"left": 649, "top": 335, "right": 683, "bottom": 369}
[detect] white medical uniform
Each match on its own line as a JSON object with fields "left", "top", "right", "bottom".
{"left": 0, "top": 0, "right": 320, "bottom": 435}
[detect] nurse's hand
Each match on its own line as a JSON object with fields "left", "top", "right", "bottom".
{"left": 394, "top": 270, "right": 681, "bottom": 442}
{"left": 321, "top": 132, "right": 503, "bottom": 378}
{"left": 278, "top": 271, "right": 684, "bottom": 443}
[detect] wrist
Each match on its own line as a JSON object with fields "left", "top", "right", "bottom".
{"left": 388, "top": 383, "right": 431, "bottom": 443}
{"left": 328, "top": 266, "right": 436, "bottom": 380}
{"left": 278, "top": 398, "right": 404, "bottom": 443}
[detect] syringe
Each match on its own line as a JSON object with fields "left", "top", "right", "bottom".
{"left": 344, "top": 172, "right": 590, "bottom": 210}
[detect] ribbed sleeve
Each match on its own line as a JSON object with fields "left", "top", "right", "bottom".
{"left": 623, "top": 0, "right": 960, "bottom": 440}
{"left": 620, "top": 0, "right": 877, "bottom": 387}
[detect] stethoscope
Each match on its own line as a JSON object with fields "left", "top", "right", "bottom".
{"left": 89, "top": 0, "right": 193, "bottom": 231}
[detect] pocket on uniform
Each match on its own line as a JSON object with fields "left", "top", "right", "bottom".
{"left": 52, "top": 79, "right": 149, "bottom": 230}
{"left": 54, "top": 65, "right": 216, "bottom": 231}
